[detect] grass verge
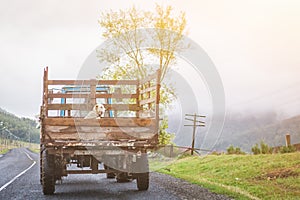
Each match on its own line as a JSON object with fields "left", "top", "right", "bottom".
{"left": 151, "top": 153, "right": 300, "bottom": 200}
{"left": 0, "top": 148, "right": 9, "bottom": 154}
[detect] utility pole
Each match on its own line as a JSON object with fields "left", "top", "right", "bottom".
{"left": 184, "top": 113, "right": 206, "bottom": 155}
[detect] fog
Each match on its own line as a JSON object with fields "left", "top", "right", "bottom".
{"left": 0, "top": 0, "right": 300, "bottom": 120}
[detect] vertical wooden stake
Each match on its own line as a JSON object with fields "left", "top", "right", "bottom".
{"left": 136, "top": 80, "right": 140, "bottom": 118}
{"left": 286, "top": 134, "right": 291, "bottom": 147}
{"left": 170, "top": 144, "right": 173, "bottom": 157}
{"left": 191, "top": 113, "right": 196, "bottom": 155}
{"left": 90, "top": 79, "right": 97, "bottom": 110}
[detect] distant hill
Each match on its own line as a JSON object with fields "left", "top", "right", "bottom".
{"left": 170, "top": 111, "right": 300, "bottom": 152}
{"left": 0, "top": 108, "right": 39, "bottom": 143}
{"left": 216, "top": 114, "right": 300, "bottom": 152}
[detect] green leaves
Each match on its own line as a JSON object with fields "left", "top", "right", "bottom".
{"left": 98, "top": 4, "right": 188, "bottom": 81}
{"left": 0, "top": 109, "right": 39, "bottom": 143}
{"left": 158, "top": 118, "right": 175, "bottom": 145}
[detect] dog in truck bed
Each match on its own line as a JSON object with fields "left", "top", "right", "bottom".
{"left": 84, "top": 104, "right": 105, "bottom": 119}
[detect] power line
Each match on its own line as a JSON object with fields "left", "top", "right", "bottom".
{"left": 184, "top": 113, "right": 206, "bottom": 155}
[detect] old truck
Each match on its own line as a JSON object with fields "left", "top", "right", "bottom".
{"left": 39, "top": 67, "right": 161, "bottom": 195}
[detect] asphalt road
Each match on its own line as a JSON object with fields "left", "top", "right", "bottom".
{"left": 0, "top": 148, "right": 231, "bottom": 200}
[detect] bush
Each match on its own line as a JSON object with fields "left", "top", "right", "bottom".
{"left": 251, "top": 144, "right": 261, "bottom": 155}
{"left": 251, "top": 141, "right": 273, "bottom": 155}
{"left": 178, "top": 151, "right": 192, "bottom": 159}
{"left": 158, "top": 118, "right": 175, "bottom": 145}
{"left": 226, "top": 145, "right": 246, "bottom": 155}
{"left": 279, "top": 145, "right": 296, "bottom": 154}
{"left": 260, "top": 141, "right": 273, "bottom": 154}
{"left": 210, "top": 151, "right": 222, "bottom": 155}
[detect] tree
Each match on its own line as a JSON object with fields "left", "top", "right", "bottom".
{"left": 99, "top": 6, "right": 150, "bottom": 80}
{"left": 0, "top": 108, "right": 40, "bottom": 143}
{"left": 98, "top": 5, "right": 187, "bottom": 80}
{"left": 98, "top": 5, "right": 187, "bottom": 107}
{"left": 158, "top": 118, "right": 175, "bottom": 145}
{"left": 149, "top": 5, "right": 187, "bottom": 81}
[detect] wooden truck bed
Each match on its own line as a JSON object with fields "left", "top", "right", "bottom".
{"left": 40, "top": 67, "right": 161, "bottom": 149}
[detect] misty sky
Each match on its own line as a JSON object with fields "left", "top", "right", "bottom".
{"left": 1, "top": 0, "right": 300, "bottom": 119}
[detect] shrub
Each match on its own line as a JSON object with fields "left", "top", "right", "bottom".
{"left": 279, "top": 145, "right": 296, "bottom": 154}
{"left": 251, "top": 144, "right": 261, "bottom": 155}
{"left": 178, "top": 151, "right": 192, "bottom": 159}
{"left": 251, "top": 141, "right": 273, "bottom": 155}
{"left": 226, "top": 145, "right": 246, "bottom": 155}
{"left": 227, "top": 145, "right": 235, "bottom": 154}
{"left": 158, "top": 118, "right": 175, "bottom": 145}
{"left": 260, "top": 141, "right": 273, "bottom": 154}
{"left": 210, "top": 151, "right": 222, "bottom": 155}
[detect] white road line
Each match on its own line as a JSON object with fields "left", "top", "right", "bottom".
{"left": 23, "top": 149, "right": 34, "bottom": 161}
{"left": 0, "top": 149, "right": 37, "bottom": 192}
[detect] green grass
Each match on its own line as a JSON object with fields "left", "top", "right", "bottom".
{"left": 152, "top": 153, "right": 300, "bottom": 200}
{"left": 28, "top": 144, "right": 40, "bottom": 153}
{"left": 0, "top": 148, "right": 9, "bottom": 154}
{"left": 0, "top": 140, "right": 40, "bottom": 155}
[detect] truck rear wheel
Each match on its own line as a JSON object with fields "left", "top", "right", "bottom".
{"left": 136, "top": 172, "right": 149, "bottom": 191}
{"left": 135, "top": 154, "right": 149, "bottom": 191}
{"left": 40, "top": 149, "right": 43, "bottom": 184}
{"left": 107, "top": 172, "right": 116, "bottom": 179}
{"left": 104, "top": 165, "right": 115, "bottom": 179}
{"left": 41, "top": 150, "right": 55, "bottom": 195}
{"left": 116, "top": 172, "right": 132, "bottom": 183}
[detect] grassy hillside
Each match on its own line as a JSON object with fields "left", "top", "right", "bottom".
{"left": 0, "top": 108, "right": 39, "bottom": 143}
{"left": 171, "top": 111, "right": 300, "bottom": 152}
{"left": 216, "top": 115, "right": 300, "bottom": 152}
{"left": 153, "top": 153, "right": 300, "bottom": 200}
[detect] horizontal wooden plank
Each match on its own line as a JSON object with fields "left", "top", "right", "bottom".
{"left": 140, "top": 86, "right": 157, "bottom": 95}
{"left": 47, "top": 104, "right": 140, "bottom": 111}
{"left": 104, "top": 104, "right": 140, "bottom": 111}
{"left": 45, "top": 131, "right": 155, "bottom": 140}
{"left": 43, "top": 117, "right": 156, "bottom": 127}
{"left": 140, "top": 98, "right": 156, "bottom": 106}
{"left": 45, "top": 126, "right": 154, "bottom": 134}
{"left": 44, "top": 139, "right": 158, "bottom": 148}
{"left": 48, "top": 104, "right": 87, "bottom": 110}
{"left": 47, "top": 80, "right": 138, "bottom": 85}
{"left": 45, "top": 132, "right": 106, "bottom": 140}
{"left": 48, "top": 93, "right": 89, "bottom": 98}
{"left": 140, "top": 72, "right": 157, "bottom": 85}
{"left": 48, "top": 93, "right": 138, "bottom": 99}
{"left": 106, "top": 131, "right": 154, "bottom": 140}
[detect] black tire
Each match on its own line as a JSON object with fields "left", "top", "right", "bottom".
{"left": 135, "top": 153, "right": 149, "bottom": 191}
{"left": 104, "top": 164, "right": 116, "bottom": 179}
{"left": 116, "top": 172, "right": 132, "bottom": 183}
{"left": 107, "top": 172, "right": 116, "bottom": 179}
{"left": 40, "top": 150, "right": 43, "bottom": 184}
{"left": 137, "top": 172, "right": 149, "bottom": 191}
{"left": 41, "top": 150, "right": 55, "bottom": 195}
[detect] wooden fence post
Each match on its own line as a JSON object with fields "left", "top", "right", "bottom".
{"left": 170, "top": 144, "right": 173, "bottom": 157}
{"left": 286, "top": 134, "right": 291, "bottom": 147}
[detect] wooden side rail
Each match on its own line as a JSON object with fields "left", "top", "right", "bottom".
{"left": 44, "top": 118, "right": 155, "bottom": 127}
{"left": 47, "top": 104, "right": 140, "bottom": 111}
{"left": 47, "top": 79, "right": 138, "bottom": 85}
{"left": 48, "top": 93, "right": 138, "bottom": 99}
{"left": 41, "top": 67, "right": 161, "bottom": 119}
{"left": 40, "top": 67, "right": 161, "bottom": 146}
{"left": 138, "top": 70, "right": 161, "bottom": 109}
